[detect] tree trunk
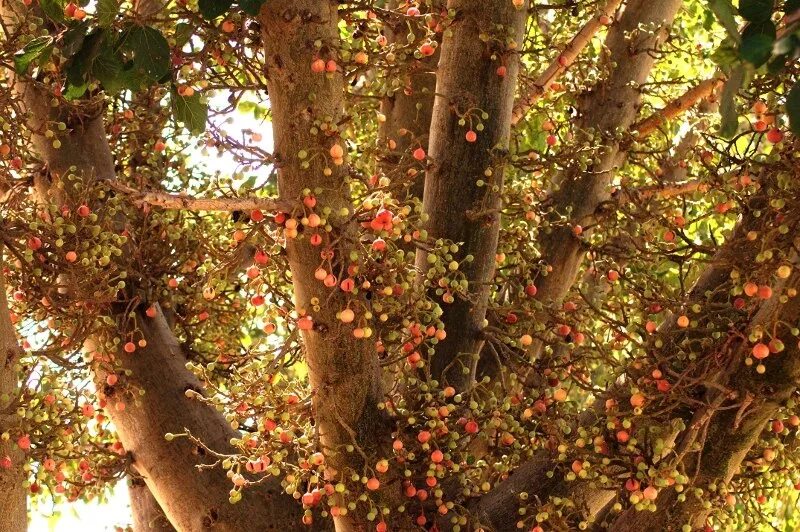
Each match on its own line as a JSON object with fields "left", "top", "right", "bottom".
{"left": 415, "top": 0, "right": 528, "bottom": 390}
{"left": 531, "top": 0, "right": 684, "bottom": 338}
{"left": 472, "top": 185, "right": 800, "bottom": 532}
{"left": 129, "top": 477, "right": 175, "bottom": 532}
{"left": 259, "top": 2, "right": 391, "bottom": 529}
{"left": 378, "top": 1, "right": 442, "bottom": 199}
{"left": 0, "top": 246, "right": 27, "bottom": 532}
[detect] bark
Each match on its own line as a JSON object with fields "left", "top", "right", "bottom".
{"left": 129, "top": 477, "right": 175, "bottom": 532}
{"left": 532, "top": 0, "right": 684, "bottom": 333}
{"left": 378, "top": 1, "right": 442, "bottom": 200}
{"left": 0, "top": 246, "right": 27, "bottom": 532}
{"left": 95, "top": 306, "right": 304, "bottom": 531}
{"left": 259, "top": 2, "right": 390, "bottom": 529}
{"left": 415, "top": 0, "right": 528, "bottom": 390}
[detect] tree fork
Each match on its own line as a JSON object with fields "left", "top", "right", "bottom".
{"left": 528, "top": 0, "right": 683, "bottom": 361}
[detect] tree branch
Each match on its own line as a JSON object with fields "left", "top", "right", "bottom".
{"left": 106, "top": 181, "right": 291, "bottom": 213}
{"left": 511, "top": 0, "right": 625, "bottom": 125}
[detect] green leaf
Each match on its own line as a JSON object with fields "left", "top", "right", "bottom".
{"left": 14, "top": 36, "right": 54, "bottom": 74}
{"left": 62, "top": 21, "right": 90, "bottom": 58}
{"left": 172, "top": 89, "right": 208, "bottom": 134}
{"left": 739, "top": 21, "right": 776, "bottom": 66}
{"left": 65, "top": 29, "right": 106, "bottom": 88}
{"left": 39, "top": 0, "right": 65, "bottom": 22}
{"left": 787, "top": 81, "right": 800, "bottom": 136}
{"left": 120, "top": 26, "right": 171, "bottom": 82}
{"left": 719, "top": 64, "right": 745, "bottom": 138}
{"left": 97, "top": 0, "right": 119, "bottom": 27}
{"left": 175, "top": 23, "right": 193, "bottom": 48}
{"left": 199, "top": 0, "right": 234, "bottom": 19}
{"left": 739, "top": 0, "right": 774, "bottom": 22}
{"left": 63, "top": 81, "right": 88, "bottom": 100}
{"left": 238, "top": 0, "right": 266, "bottom": 15}
{"left": 91, "top": 48, "right": 145, "bottom": 93}
{"left": 708, "top": 0, "right": 742, "bottom": 42}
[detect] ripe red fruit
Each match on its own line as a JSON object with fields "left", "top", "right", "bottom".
{"left": 465, "top": 130, "right": 477, "bottom": 143}
{"left": 752, "top": 343, "right": 770, "bottom": 360}
{"left": 77, "top": 205, "right": 91, "bottom": 217}
{"left": 412, "top": 147, "right": 426, "bottom": 161}
{"left": 465, "top": 420, "right": 479, "bottom": 434}
{"left": 311, "top": 59, "right": 326, "bottom": 73}
{"left": 766, "top": 128, "right": 784, "bottom": 143}
{"left": 525, "top": 284, "right": 538, "bottom": 297}
{"left": 496, "top": 65, "right": 507, "bottom": 77}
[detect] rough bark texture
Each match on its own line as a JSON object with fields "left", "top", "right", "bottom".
{"left": 533, "top": 0, "right": 684, "bottom": 320}
{"left": 0, "top": 247, "right": 27, "bottom": 532}
{"left": 129, "top": 477, "right": 175, "bottom": 532}
{"left": 415, "top": 0, "right": 528, "bottom": 390}
{"left": 259, "top": 2, "right": 389, "bottom": 529}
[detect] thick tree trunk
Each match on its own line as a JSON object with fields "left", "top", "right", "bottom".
{"left": 415, "top": 0, "right": 528, "bottom": 390}
{"left": 259, "top": 2, "right": 390, "bottom": 530}
{"left": 129, "top": 477, "right": 175, "bottom": 532}
{"left": 93, "top": 306, "right": 304, "bottom": 531}
{"left": 0, "top": 247, "right": 27, "bottom": 532}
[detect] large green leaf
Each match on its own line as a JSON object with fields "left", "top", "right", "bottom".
{"left": 787, "top": 81, "right": 800, "bottom": 136}
{"left": 97, "top": 0, "right": 119, "bottom": 27}
{"left": 62, "top": 21, "right": 90, "bottom": 58}
{"left": 719, "top": 64, "right": 745, "bottom": 138}
{"left": 92, "top": 48, "right": 144, "bottom": 93}
{"left": 739, "top": 21, "right": 776, "bottom": 66}
{"left": 199, "top": 0, "right": 234, "bottom": 19}
{"left": 13, "top": 36, "right": 54, "bottom": 74}
{"left": 120, "top": 26, "right": 171, "bottom": 82}
{"left": 65, "top": 29, "right": 106, "bottom": 89}
{"left": 739, "top": 0, "right": 774, "bottom": 22}
{"left": 39, "top": 0, "right": 65, "bottom": 22}
{"left": 708, "top": 0, "right": 742, "bottom": 42}
{"left": 172, "top": 89, "right": 208, "bottom": 134}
